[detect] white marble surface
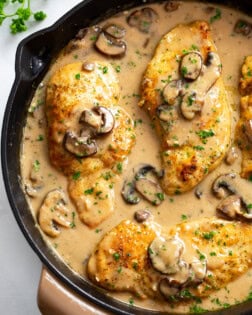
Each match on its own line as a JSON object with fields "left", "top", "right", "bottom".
{"left": 0, "top": 1, "right": 82, "bottom": 314}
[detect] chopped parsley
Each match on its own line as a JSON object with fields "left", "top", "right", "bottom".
{"left": 70, "top": 212, "right": 76, "bottom": 228}
{"left": 210, "top": 8, "right": 222, "bottom": 24}
{"left": 84, "top": 188, "right": 94, "bottom": 195}
{"left": 72, "top": 171, "right": 81, "bottom": 181}
{"left": 113, "top": 252, "right": 120, "bottom": 261}
{"left": 116, "top": 162, "right": 123, "bottom": 173}
{"left": 196, "top": 129, "right": 215, "bottom": 143}
{"left": 33, "top": 160, "right": 40, "bottom": 172}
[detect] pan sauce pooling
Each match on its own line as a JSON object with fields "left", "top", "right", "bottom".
{"left": 20, "top": 1, "right": 252, "bottom": 313}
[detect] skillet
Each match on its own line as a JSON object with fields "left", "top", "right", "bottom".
{"left": 2, "top": 0, "right": 252, "bottom": 314}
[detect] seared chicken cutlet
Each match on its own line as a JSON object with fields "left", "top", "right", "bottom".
{"left": 87, "top": 218, "right": 252, "bottom": 301}
{"left": 46, "top": 61, "right": 135, "bottom": 227}
{"left": 139, "top": 21, "right": 231, "bottom": 195}
{"left": 236, "top": 56, "right": 252, "bottom": 179}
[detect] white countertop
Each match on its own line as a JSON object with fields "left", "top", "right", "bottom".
{"left": 0, "top": 1, "right": 82, "bottom": 314}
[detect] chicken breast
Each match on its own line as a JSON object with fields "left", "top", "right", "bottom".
{"left": 139, "top": 21, "right": 231, "bottom": 195}
{"left": 46, "top": 61, "right": 135, "bottom": 227}
{"left": 236, "top": 56, "right": 252, "bottom": 180}
{"left": 87, "top": 218, "right": 252, "bottom": 302}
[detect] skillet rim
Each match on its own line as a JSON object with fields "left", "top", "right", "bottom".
{"left": 1, "top": 0, "right": 252, "bottom": 314}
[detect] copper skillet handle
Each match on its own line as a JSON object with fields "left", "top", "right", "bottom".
{"left": 38, "top": 267, "right": 111, "bottom": 315}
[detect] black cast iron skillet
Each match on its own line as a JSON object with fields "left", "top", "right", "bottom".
{"left": 2, "top": 0, "right": 252, "bottom": 314}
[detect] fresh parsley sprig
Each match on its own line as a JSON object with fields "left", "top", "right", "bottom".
{"left": 0, "top": 0, "right": 46, "bottom": 34}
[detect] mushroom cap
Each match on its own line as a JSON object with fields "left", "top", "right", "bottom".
{"left": 64, "top": 131, "right": 97, "bottom": 158}
{"left": 149, "top": 236, "right": 184, "bottom": 274}
{"left": 95, "top": 32, "right": 127, "bottom": 58}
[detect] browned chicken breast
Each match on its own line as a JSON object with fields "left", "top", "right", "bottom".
{"left": 45, "top": 61, "right": 135, "bottom": 227}
{"left": 139, "top": 21, "right": 231, "bottom": 195}
{"left": 87, "top": 218, "right": 252, "bottom": 302}
{"left": 236, "top": 56, "right": 252, "bottom": 180}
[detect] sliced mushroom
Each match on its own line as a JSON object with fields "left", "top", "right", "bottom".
{"left": 134, "top": 209, "right": 151, "bottom": 223}
{"left": 159, "top": 278, "right": 180, "bottom": 299}
{"left": 121, "top": 164, "right": 164, "bottom": 205}
{"left": 181, "top": 51, "right": 221, "bottom": 105}
{"left": 156, "top": 104, "right": 175, "bottom": 122}
{"left": 244, "top": 119, "right": 252, "bottom": 143}
{"left": 212, "top": 173, "right": 237, "bottom": 199}
{"left": 167, "top": 260, "right": 191, "bottom": 287}
{"left": 95, "top": 31, "right": 126, "bottom": 57}
{"left": 162, "top": 80, "right": 182, "bottom": 105}
{"left": 135, "top": 178, "right": 164, "bottom": 205}
{"left": 64, "top": 131, "right": 97, "bottom": 157}
{"left": 180, "top": 91, "right": 203, "bottom": 120}
{"left": 149, "top": 236, "right": 184, "bottom": 274}
{"left": 180, "top": 52, "right": 202, "bottom": 81}
{"left": 80, "top": 106, "right": 115, "bottom": 135}
{"left": 234, "top": 19, "right": 252, "bottom": 36}
{"left": 135, "top": 164, "right": 164, "bottom": 180}
{"left": 82, "top": 61, "right": 95, "bottom": 72}
{"left": 121, "top": 180, "right": 140, "bottom": 204}
{"left": 213, "top": 173, "right": 252, "bottom": 220}
{"left": 225, "top": 146, "right": 239, "bottom": 165}
{"left": 103, "top": 23, "right": 126, "bottom": 39}
{"left": 25, "top": 184, "right": 40, "bottom": 198}
{"left": 216, "top": 194, "right": 242, "bottom": 219}
{"left": 189, "top": 259, "right": 207, "bottom": 285}
{"left": 164, "top": 0, "right": 180, "bottom": 12}
{"left": 194, "top": 187, "right": 203, "bottom": 199}
{"left": 127, "top": 7, "right": 158, "bottom": 33}
{"left": 217, "top": 194, "right": 252, "bottom": 220}
{"left": 38, "top": 189, "right": 71, "bottom": 237}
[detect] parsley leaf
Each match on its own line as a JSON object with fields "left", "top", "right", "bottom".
{"left": 0, "top": 0, "right": 46, "bottom": 34}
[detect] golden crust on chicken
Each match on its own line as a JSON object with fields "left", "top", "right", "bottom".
{"left": 236, "top": 56, "right": 252, "bottom": 179}
{"left": 87, "top": 218, "right": 252, "bottom": 301}
{"left": 45, "top": 61, "right": 135, "bottom": 227}
{"left": 139, "top": 21, "right": 231, "bottom": 195}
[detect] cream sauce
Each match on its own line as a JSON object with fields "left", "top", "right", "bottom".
{"left": 20, "top": 1, "right": 252, "bottom": 313}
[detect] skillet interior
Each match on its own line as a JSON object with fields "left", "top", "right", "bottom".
{"left": 2, "top": 0, "right": 252, "bottom": 314}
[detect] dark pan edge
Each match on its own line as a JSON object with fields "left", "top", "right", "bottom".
{"left": 1, "top": 0, "right": 252, "bottom": 314}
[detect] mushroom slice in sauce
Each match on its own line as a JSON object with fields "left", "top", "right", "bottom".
{"left": 103, "top": 23, "right": 126, "bottom": 39}
{"left": 134, "top": 209, "right": 151, "bottom": 223}
{"left": 64, "top": 131, "right": 97, "bottom": 157}
{"left": 38, "top": 189, "right": 71, "bottom": 237}
{"left": 121, "top": 164, "right": 164, "bottom": 205}
{"left": 190, "top": 259, "right": 207, "bottom": 284}
{"left": 180, "top": 91, "right": 203, "bottom": 120}
{"left": 95, "top": 31, "right": 126, "bottom": 57}
{"left": 183, "top": 51, "right": 222, "bottom": 100}
{"left": 164, "top": 0, "right": 180, "bottom": 12}
{"left": 149, "top": 236, "right": 184, "bottom": 274}
{"left": 82, "top": 61, "right": 95, "bottom": 72}
{"left": 212, "top": 173, "right": 237, "bottom": 199}
{"left": 225, "top": 146, "right": 239, "bottom": 165}
{"left": 217, "top": 194, "right": 252, "bottom": 220}
{"left": 80, "top": 106, "right": 115, "bottom": 135}
{"left": 180, "top": 52, "right": 203, "bottom": 81}
{"left": 194, "top": 187, "right": 203, "bottom": 199}
{"left": 156, "top": 104, "right": 175, "bottom": 122}
{"left": 167, "top": 260, "right": 191, "bottom": 287}
{"left": 127, "top": 7, "right": 158, "bottom": 33}
{"left": 135, "top": 177, "right": 164, "bottom": 205}
{"left": 162, "top": 80, "right": 182, "bottom": 105}
{"left": 121, "top": 180, "right": 141, "bottom": 204}
{"left": 216, "top": 194, "right": 242, "bottom": 219}
{"left": 159, "top": 278, "right": 180, "bottom": 299}
{"left": 234, "top": 19, "right": 252, "bottom": 36}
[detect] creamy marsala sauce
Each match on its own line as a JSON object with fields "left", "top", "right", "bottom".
{"left": 21, "top": 1, "right": 252, "bottom": 313}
